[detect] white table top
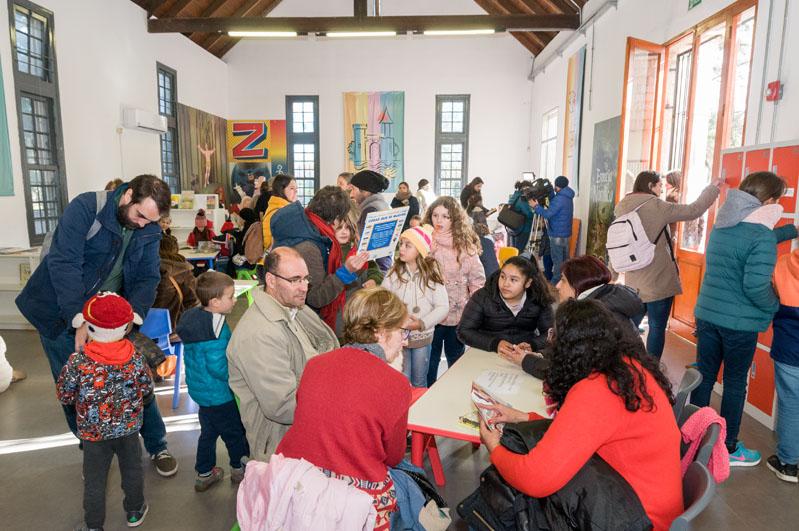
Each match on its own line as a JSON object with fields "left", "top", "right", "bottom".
{"left": 180, "top": 248, "right": 220, "bottom": 261}
{"left": 408, "top": 347, "right": 548, "bottom": 442}
{"left": 234, "top": 279, "right": 258, "bottom": 298}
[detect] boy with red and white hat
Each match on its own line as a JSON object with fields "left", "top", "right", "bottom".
{"left": 57, "top": 292, "right": 152, "bottom": 530}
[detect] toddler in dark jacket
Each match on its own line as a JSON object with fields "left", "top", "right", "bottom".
{"left": 175, "top": 271, "right": 249, "bottom": 492}
{"left": 56, "top": 292, "right": 152, "bottom": 530}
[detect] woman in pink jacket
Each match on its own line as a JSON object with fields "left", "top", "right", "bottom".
{"left": 423, "top": 196, "right": 486, "bottom": 386}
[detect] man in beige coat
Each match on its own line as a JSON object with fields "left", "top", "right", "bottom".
{"left": 227, "top": 247, "right": 339, "bottom": 460}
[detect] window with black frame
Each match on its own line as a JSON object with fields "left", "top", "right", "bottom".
{"left": 9, "top": 0, "right": 67, "bottom": 244}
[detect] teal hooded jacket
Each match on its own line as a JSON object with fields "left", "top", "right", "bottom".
{"left": 695, "top": 189, "right": 797, "bottom": 332}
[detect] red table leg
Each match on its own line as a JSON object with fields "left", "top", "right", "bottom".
{"left": 410, "top": 431, "right": 424, "bottom": 468}
{"left": 425, "top": 435, "right": 446, "bottom": 486}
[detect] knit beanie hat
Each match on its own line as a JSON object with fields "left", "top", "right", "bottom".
{"left": 351, "top": 170, "right": 389, "bottom": 194}
{"left": 554, "top": 176, "right": 569, "bottom": 189}
{"left": 401, "top": 224, "right": 434, "bottom": 258}
{"left": 72, "top": 292, "right": 142, "bottom": 343}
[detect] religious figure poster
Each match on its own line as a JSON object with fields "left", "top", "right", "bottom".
{"left": 343, "top": 91, "right": 404, "bottom": 191}
{"left": 177, "top": 103, "right": 228, "bottom": 199}
{"left": 586, "top": 115, "right": 621, "bottom": 259}
{"left": 562, "top": 46, "right": 586, "bottom": 193}
{"left": 225, "top": 120, "right": 287, "bottom": 200}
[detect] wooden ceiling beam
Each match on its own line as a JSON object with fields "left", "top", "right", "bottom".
{"left": 149, "top": 13, "right": 581, "bottom": 34}
{"left": 511, "top": 31, "right": 543, "bottom": 55}
{"left": 200, "top": 0, "right": 281, "bottom": 52}
{"left": 163, "top": 0, "right": 196, "bottom": 18}
{"left": 474, "top": 0, "right": 549, "bottom": 53}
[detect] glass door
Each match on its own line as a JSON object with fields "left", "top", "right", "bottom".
{"left": 617, "top": 38, "right": 665, "bottom": 199}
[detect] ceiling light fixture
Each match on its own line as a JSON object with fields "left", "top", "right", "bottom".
{"left": 326, "top": 31, "right": 397, "bottom": 38}
{"left": 423, "top": 29, "right": 496, "bottom": 36}
{"left": 228, "top": 31, "right": 298, "bottom": 38}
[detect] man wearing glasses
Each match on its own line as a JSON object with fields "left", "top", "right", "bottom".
{"left": 226, "top": 247, "right": 339, "bottom": 460}
{"left": 17, "top": 174, "right": 180, "bottom": 477}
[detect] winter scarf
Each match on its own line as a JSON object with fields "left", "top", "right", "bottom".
{"left": 305, "top": 209, "right": 358, "bottom": 330}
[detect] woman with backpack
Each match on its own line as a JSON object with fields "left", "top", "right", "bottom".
{"left": 613, "top": 170, "right": 721, "bottom": 359}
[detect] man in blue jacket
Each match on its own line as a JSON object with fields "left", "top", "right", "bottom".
{"left": 16, "top": 174, "right": 179, "bottom": 477}
{"left": 529, "top": 175, "right": 575, "bottom": 283}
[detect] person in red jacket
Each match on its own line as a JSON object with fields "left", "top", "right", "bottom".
{"left": 480, "top": 299, "right": 683, "bottom": 531}
{"left": 277, "top": 288, "right": 412, "bottom": 531}
{"left": 187, "top": 209, "right": 216, "bottom": 247}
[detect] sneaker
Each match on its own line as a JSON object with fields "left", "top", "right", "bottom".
{"left": 152, "top": 450, "right": 178, "bottom": 477}
{"left": 767, "top": 455, "right": 799, "bottom": 483}
{"left": 126, "top": 503, "right": 149, "bottom": 527}
{"left": 728, "top": 441, "right": 761, "bottom": 467}
{"left": 230, "top": 466, "right": 245, "bottom": 484}
{"left": 195, "top": 466, "right": 224, "bottom": 492}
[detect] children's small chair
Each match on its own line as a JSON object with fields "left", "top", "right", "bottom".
{"left": 235, "top": 267, "right": 258, "bottom": 306}
{"left": 498, "top": 246, "right": 519, "bottom": 267}
{"left": 140, "top": 308, "right": 184, "bottom": 409}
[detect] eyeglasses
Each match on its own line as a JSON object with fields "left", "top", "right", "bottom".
{"left": 270, "top": 272, "right": 312, "bottom": 285}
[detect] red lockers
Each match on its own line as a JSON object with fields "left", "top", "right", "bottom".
{"left": 772, "top": 145, "right": 799, "bottom": 214}
{"left": 744, "top": 148, "right": 770, "bottom": 174}
{"left": 720, "top": 151, "right": 743, "bottom": 205}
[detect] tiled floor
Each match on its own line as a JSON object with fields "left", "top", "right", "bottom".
{"left": 1, "top": 304, "right": 796, "bottom": 530}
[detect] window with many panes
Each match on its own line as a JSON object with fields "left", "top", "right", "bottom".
{"left": 435, "top": 95, "right": 470, "bottom": 197}
{"left": 157, "top": 63, "right": 179, "bottom": 193}
{"left": 10, "top": 0, "right": 66, "bottom": 244}
{"left": 286, "top": 96, "right": 319, "bottom": 205}
{"left": 540, "top": 108, "right": 558, "bottom": 182}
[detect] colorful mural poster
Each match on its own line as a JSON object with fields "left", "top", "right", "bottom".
{"left": 586, "top": 116, "right": 621, "bottom": 259}
{"left": 562, "top": 46, "right": 586, "bottom": 193}
{"left": 226, "top": 120, "right": 287, "bottom": 199}
{"left": 343, "top": 91, "right": 404, "bottom": 191}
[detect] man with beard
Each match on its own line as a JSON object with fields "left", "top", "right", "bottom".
{"left": 17, "top": 174, "right": 180, "bottom": 477}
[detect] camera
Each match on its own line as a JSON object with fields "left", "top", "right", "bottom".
{"left": 520, "top": 178, "right": 554, "bottom": 203}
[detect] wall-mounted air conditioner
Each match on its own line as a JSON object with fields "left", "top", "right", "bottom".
{"left": 122, "top": 107, "right": 168, "bottom": 134}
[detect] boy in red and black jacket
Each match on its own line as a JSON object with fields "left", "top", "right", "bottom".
{"left": 57, "top": 292, "right": 153, "bottom": 530}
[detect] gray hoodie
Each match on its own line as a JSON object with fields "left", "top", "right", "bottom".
{"left": 714, "top": 189, "right": 762, "bottom": 229}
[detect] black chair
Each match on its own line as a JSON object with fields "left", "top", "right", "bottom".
{"left": 670, "top": 461, "right": 716, "bottom": 530}
{"left": 678, "top": 404, "right": 721, "bottom": 467}
{"left": 673, "top": 368, "right": 702, "bottom": 422}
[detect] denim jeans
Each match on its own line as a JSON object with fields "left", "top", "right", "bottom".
{"left": 774, "top": 361, "right": 799, "bottom": 465}
{"left": 542, "top": 254, "right": 554, "bottom": 282}
{"left": 40, "top": 329, "right": 168, "bottom": 456}
{"left": 690, "top": 318, "right": 758, "bottom": 449}
{"left": 196, "top": 400, "right": 250, "bottom": 474}
{"left": 643, "top": 296, "right": 674, "bottom": 359}
{"left": 402, "top": 345, "right": 432, "bottom": 388}
{"left": 427, "top": 325, "right": 465, "bottom": 387}
{"left": 83, "top": 433, "right": 143, "bottom": 529}
{"left": 549, "top": 236, "right": 570, "bottom": 284}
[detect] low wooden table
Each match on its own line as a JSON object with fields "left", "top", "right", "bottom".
{"left": 407, "top": 347, "right": 548, "bottom": 485}
{"left": 181, "top": 248, "right": 220, "bottom": 270}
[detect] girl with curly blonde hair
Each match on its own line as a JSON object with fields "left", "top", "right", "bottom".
{"left": 421, "top": 196, "right": 486, "bottom": 385}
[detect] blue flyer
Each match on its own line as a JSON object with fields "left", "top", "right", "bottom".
{"left": 357, "top": 206, "right": 410, "bottom": 260}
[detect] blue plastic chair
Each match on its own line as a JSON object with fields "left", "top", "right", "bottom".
{"left": 140, "top": 308, "right": 184, "bottom": 409}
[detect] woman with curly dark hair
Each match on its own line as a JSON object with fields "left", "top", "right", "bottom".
{"left": 479, "top": 299, "right": 682, "bottom": 530}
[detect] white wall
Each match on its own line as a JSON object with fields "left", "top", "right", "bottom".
{"left": 0, "top": 0, "right": 228, "bottom": 247}
{"left": 226, "top": 0, "right": 534, "bottom": 209}
{"left": 527, "top": 0, "right": 799, "bottom": 252}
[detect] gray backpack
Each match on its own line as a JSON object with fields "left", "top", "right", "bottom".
{"left": 40, "top": 191, "right": 109, "bottom": 259}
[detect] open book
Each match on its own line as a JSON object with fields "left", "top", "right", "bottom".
{"left": 471, "top": 380, "right": 513, "bottom": 432}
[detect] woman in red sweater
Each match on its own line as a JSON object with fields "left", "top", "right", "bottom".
{"left": 276, "top": 288, "right": 412, "bottom": 531}
{"left": 480, "top": 299, "right": 683, "bottom": 530}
